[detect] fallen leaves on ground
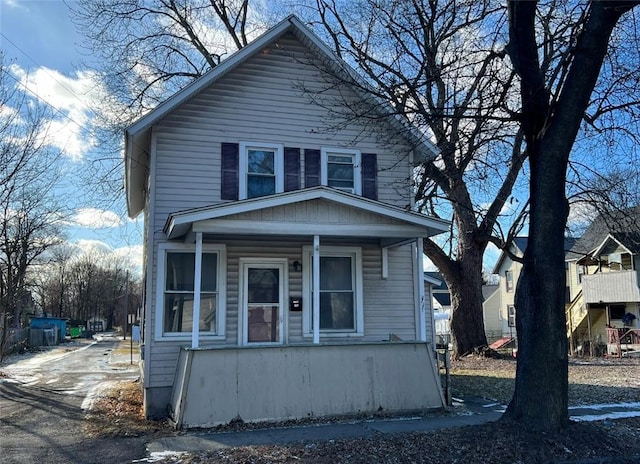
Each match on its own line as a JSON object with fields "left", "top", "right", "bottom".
{"left": 88, "top": 356, "right": 640, "bottom": 463}
{"left": 84, "top": 379, "right": 172, "bottom": 438}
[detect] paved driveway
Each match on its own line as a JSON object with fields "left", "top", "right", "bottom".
{"left": 0, "top": 335, "right": 147, "bottom": 464}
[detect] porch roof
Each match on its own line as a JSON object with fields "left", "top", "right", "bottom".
{"left": 164, "top": 186, "right": 450, "bottom": 241}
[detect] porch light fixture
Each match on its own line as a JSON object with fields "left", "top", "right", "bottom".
{"left": 293, "top": 260, "right": 302, "bottom": 272}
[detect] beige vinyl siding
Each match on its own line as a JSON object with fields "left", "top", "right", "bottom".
{"left": 363, "top": 244, "right": 416, "bottom": 341}
{"left": 144, "top": 33, "right": 421, "bottom": 389}
{"left": 145, "top": 239, "right": 419, "bottom": 388}
{"left": 152, "top": 33, "right": 414, "bottom": 234}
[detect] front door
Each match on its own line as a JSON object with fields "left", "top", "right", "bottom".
{"left": 240, "top": 259, "right": 286, "bottom": 345}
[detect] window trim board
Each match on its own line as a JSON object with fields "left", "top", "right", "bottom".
{"left": 239, "top": 141, "right": 285, "bottom": 200}
{"left": 301, "top": 245, "right": 364, "bottom": 338}
{"left": 155, "top": 242, "right": 227, "bottom": 341}
{"left": 320, "top": 147, "right": 362, "bottom": 195}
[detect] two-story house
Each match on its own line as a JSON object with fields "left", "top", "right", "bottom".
{"left": 485, "top": 237, "right": 529, "bottom": 343}
{"left": 124, "top": 16, "right": 450, "bottom": 428}
{"left": 486, "top": 237, "right": 577, "bottom": 347}
{"left": 565, "top": 209, "right": 640, "bottom": 356}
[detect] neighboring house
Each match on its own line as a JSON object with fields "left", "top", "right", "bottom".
{"left": 124, "top": 16, "right": 450, "bottom": 428}
{"left": 487, "top": 237, "right": 577, "bottom": 342}
{"left": 486, "top": 237, "right": 529, "bottom": 341}
{"left": 424, "top": 272, "right": 450, "bottom": 346}
{"left": 565, "top": 209, "right": 640, "bottom": 356}
{"left": 481, "top": 284, "right": 501, "bottom": 343}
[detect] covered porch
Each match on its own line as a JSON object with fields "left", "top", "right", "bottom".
{"left": 169, "top": 341, "right": 444, "bottom": 428}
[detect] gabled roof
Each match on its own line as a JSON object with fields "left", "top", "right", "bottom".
{"left": 492, "top": 236, "right": 528, "bottom": 274}
{"left": 124, "top": 15, "right": 441, "bottom": 218}
{"left": 424, "top": 271, "right": 448, "bottom": 291}
{"left": 570, "top": 206, "right": 640, "bottom": 258}
{"left": 493, "top": 236, "right": 578, "bottom": 273}
{"left": 164, "top": 186, "right": 450, "bottom": 240}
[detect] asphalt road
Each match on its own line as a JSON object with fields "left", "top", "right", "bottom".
{"left": 0, "top": 335, "right": 147, "bottom": 464}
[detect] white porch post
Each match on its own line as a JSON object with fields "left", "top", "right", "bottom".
{"left": 313, "top": 235, "right": 320, "bottom": 344}
{"left": 192, "top": 232, "right": 203, "bottom": 349}
{"left": 415, "top": 238, "right": 427, "bottom": 342}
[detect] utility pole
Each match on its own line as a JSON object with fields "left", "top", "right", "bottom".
{"left": 123, "top": 270, "right": 129, "bottom": 340}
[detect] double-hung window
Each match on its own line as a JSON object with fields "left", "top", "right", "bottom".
{"left": 302, "top": 246, "right": 364, "bottom": 337}
{"left": 507, "top": 305, "right": 516, "bottom": 327}
{"left": 157, "top": 243, "right": 226, "bottom": 339}
{"left": 505, "top": 270, "right": 514, "bottom": 292}
{"left": 321, "top": 148, "right": 361, "bottom": 194}
{"left": 239, "top": 142, "right": 284, "bottom": 199}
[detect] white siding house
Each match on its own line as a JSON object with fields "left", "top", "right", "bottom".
{"left": 125, "top": 15, "right": 450, "bottom": 427}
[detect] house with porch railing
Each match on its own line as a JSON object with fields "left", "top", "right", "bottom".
{"left": 565, "top": 209, "right": 640, "bottom": 356}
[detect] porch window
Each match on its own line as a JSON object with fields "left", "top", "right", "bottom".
{"left": 239, "top": 142, "right": 284, "bottom": 199}
{"left": 302, "top": 246, "right": 364, "bottom": 336}
{"left": 505, "top": 270, "right": 514, "bottom": 292}
{"left": 157, "top": 243, "right": 226, "bottom": 339}
{"left": 321, "top": 148, "right": 361, "bottom": 194}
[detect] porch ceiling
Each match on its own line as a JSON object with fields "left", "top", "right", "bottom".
{"left": 164, "top": 187, "right": 450, "bottom": 241}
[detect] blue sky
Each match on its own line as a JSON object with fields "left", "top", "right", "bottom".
{"left": 0, "top": 0, "right": 517, "bottom": 274}
{"left": 1, "top": 0, "right": 143, "bottom": 271}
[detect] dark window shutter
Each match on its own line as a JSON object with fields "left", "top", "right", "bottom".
{"left": 361, "top": 153, "right": 377, "bottom": 200}
{"left": 304, "top": 149, "right": 321, "bottom": 188}
{"left": 284, "top": 147, "right": 301, "bottom": 192}
{"left": 221, "top": 143, "right": 239, "bottom": 200}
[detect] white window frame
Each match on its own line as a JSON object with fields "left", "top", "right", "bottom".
{"left": 507, "top": 305, "right": 516, "bottom": 327}
{"left": 321, "top": 147, "right": 361, "bottom": 195}
{"left": 239, "top": 141, "right": 284, "bottom": 200}
{"left": 302, "top": 245, "right": 364, "bottom": 338}
{"left": 155, "top": 242, "right": 227, "bottom": 341}
{"left": 238, "top": 258, "right": 288, "bottom": 346}
{"left": 505, "top": 270, "right": 514, "bottom": 292}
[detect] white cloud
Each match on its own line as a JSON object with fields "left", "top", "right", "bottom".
{"left": 74, "top": 208, "right": 123, "bottom": 229}
{"left": 8, "top": 64, "right": 125, "bottom": 161}
{"left": 73, "top": 239, "right": 143, "bottom": 276}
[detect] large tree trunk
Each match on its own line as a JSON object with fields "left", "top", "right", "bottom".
{"left": 442, "top": 245, "right": 488, "bottom": 359}
{"left": 503, "top": 0, "right": 638, "bottom": 430}
{"left": 503, "top": 140, "right": 570, "bottom": 429}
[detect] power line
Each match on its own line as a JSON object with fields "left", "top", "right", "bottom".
{"left": 0, "top": 31, "right": 107, "bottom": 126}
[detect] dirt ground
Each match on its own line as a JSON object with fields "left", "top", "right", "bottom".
{"left": 90, "top": 355, "right": 640, "bottom": 463}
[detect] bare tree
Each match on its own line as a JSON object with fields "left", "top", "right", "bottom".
{"left": 0, "top": 56, "right": 67, "bottom": 356}
{"left": 68, "top": 0, "right": 271, "bottom": 203}
{"left": 306, "top": 0, "right": 639, "bottom": 359}
{"left": 504, "top": 0, "right": 639, "bottom": 430}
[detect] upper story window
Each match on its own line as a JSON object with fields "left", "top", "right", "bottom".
{"left": 505, "top": 270, "right": 514, "bottom": 292}
{"left": 222, "top": 142, "right": 376, "bottom": 201}
{"left": 321, "top": 148, "right": 361, "bottom": 194}
{"left": 239, "top": 142, "right": 284, "bottom": 199}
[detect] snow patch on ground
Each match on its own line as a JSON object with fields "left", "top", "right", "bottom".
{"left": 572, "top": 410, "right": 640, "bottom": 422}
{"left": 81, "top": 381, "right": 118, "bottom": 411}
{"left": 133, "top": 451, "right": 188, "bottom": 462}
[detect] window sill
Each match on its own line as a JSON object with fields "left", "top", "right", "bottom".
{"left": 155, "top": 334, "right": 226, "bottom": 342}
{"left": 302, "top": 332, "right": 364, "bottom": 338}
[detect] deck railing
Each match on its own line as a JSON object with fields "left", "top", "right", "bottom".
{"left": 606, "top": 327, "right": 640, "bottom": 357}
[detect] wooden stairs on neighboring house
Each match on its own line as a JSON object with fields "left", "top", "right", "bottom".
{"left": 489, "top": 337, "right": 514, "bottom": 350}
{"left": 566, "top": 290, "right": 588, "bottom": 339}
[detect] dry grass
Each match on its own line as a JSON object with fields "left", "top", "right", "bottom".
{"left": 89, "top": 356, "right": 640, "bottom": 463}
{"left": 450, "top": 354, "right": 640, "bottom": 405}
{"left": 84, "top": 379, "right": 172, "bottom": 438}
